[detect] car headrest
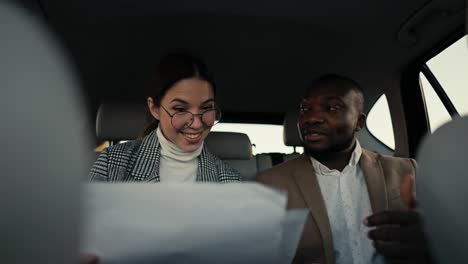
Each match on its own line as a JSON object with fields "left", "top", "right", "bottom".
{"left": 205, "top": 132, "right": 253, "bottom": 160}
{"left": 416, "top": 116, "right": 468, "bottom": 263}
{"left": 283, "top": 109, "right": 302, "bottom": 147}
{"left": 96, "top": 102, "right": 148, "bottom": 141}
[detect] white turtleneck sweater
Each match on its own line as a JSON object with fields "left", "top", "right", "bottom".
{"left": 156, "top": 126, "right": 203, "bottom": 182}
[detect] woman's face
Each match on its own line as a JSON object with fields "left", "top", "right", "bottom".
{"left": 148, "top": 78, "right": 216, "bottom": 152}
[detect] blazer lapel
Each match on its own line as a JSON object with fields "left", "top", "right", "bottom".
{"left": 130, "top": 130, "right": 162, "bottom": 182}
{"left": 197, "top": 147, "right": 218, "bottom": 182}
{"left": 360, "top": 149, "right": 388, "bottom": 213}
{"left": 292, "top": 154, "right": 335, "bottom": 264}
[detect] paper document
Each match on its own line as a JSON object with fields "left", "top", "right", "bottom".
{"left": 81, "top": 183, "right": 307, "bottom": 264}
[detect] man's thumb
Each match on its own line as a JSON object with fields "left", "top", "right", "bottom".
{"left": 400, "top": 174, "right": 416, "bottom": 209}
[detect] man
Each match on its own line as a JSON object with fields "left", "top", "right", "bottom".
{"left": 257, "top": 74, "right": 429, "bottom": 264}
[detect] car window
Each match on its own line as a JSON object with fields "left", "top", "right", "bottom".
{"left": 211, "top": 123, "right": 303, "bottom": 155}
{"left": 366, "top": 94, "right": 395, "bottom": 150}
{"left": 95, "top": 141, "right": 109, "bottom": 152}
{"left": 420, "top": 35, "right": 468, "bottom": 132}
{"left": 419, "top": 74, "right": 452, "bottom": 132}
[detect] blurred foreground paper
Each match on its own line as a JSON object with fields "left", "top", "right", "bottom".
{"left": 81, "top": 183, "right": 307, "bottom": 264}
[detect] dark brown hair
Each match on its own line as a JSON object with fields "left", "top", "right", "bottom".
{"left": 142, "top": 52, "right": 217, "bottom": 137}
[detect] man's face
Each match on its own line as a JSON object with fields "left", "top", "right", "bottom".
{"left": 298, "top": 83, "right": 365, "bottom": 155}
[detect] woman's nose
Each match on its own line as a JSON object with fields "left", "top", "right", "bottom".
{"left": 189, "top": 114, "right": 204, "bottom": 129}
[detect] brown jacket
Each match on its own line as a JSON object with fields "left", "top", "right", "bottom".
{"left": 256, "top": 149, "right": 416, "bottom": 264}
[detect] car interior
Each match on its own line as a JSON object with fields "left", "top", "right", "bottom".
{"left": 18, "top": 0, "right": 464, "bottom": 180}
{"left": 20, "top": 0, "right": 466, "bottom": 173}
{"left": 5, "top": 0, "right": 467, "bottom": 262}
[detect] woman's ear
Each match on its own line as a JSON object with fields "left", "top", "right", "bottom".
{"left": 147, "top": 97, "right": 160, "bottom": 120}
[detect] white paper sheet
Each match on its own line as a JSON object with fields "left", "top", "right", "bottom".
{"left": 81, "top": 183, "right": 307, "bottom": 264}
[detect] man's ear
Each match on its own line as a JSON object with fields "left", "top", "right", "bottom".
{"left": 355, "top": 113, "right": 366, "bottom": 132}
{"left": 147, "top": 97, "right": 160, "bottom": 120}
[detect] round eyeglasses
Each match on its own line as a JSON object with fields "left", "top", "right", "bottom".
{"left": 160, "top": 105, "right": 222, "bottom": 130}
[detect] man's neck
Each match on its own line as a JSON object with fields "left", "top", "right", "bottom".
{"left": 311, "top": 139, "right": 356, "bottom": 172}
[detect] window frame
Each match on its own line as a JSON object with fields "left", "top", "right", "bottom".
{"left": 401, "top": 27, "right": 465, "bottom": 157}
{"left": 421, "top": 64, "right": 460, "bottom": 118}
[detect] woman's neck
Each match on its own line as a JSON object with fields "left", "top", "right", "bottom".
{"left": 156, "top": 126, "right": 203, "bottom": 162}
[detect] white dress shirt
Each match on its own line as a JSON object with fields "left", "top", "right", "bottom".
{"left": 310, "top": 140, "right": 384, "bottom": 264}
{"left": 157, "top": 126, "right": 203, "bottom": 182}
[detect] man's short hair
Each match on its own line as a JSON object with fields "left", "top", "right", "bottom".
{"left": 305, "top": 74, "right": 365, "bottom": 112}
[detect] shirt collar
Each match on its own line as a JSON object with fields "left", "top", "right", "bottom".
{"left": 310, "top": 139, "right": 362, "bottom": 176}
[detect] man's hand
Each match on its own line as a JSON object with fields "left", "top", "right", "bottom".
{"left": 365, "top": 210, "right": 430, "bottom": 263}
{"left": 364, "top": 175, "right": 432, "bottom": 263}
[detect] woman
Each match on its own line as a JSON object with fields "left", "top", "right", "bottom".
{"left": 89, "top": 52, "right": 241, "bottom": 182}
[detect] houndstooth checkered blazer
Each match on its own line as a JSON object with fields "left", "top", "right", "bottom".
{"left": 90, "top": 130, "right": 241, "bottom": 182}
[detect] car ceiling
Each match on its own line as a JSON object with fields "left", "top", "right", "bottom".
{"left": 20, "top": 0, "right": 466, "bottom": 124}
